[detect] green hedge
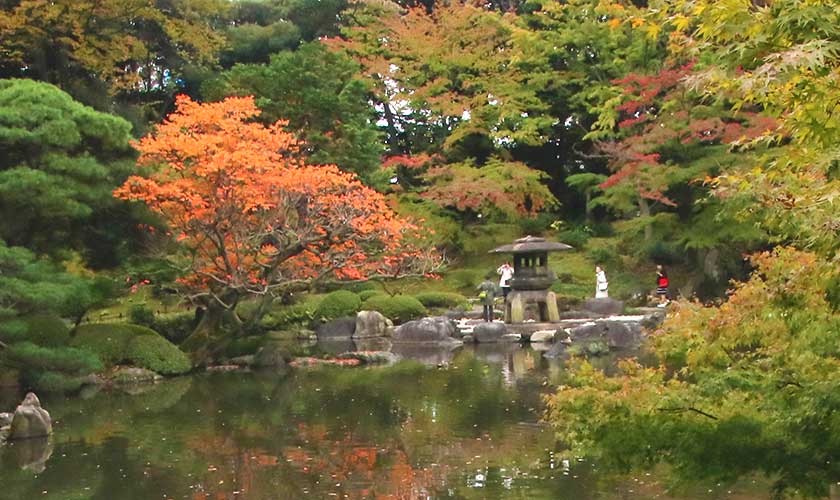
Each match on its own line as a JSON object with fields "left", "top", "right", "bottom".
{"left": 313, "top": 290, "right": 361, "bottom": 322}
{"left": 126, "top": 335, "right": 191, "bottom": 375}
{"left": 72, "top": 323, "right": 190, "bottom": 374}
{"left": 361, "top": 295, "right": 427, "bottom": 324}
{"left": 414, "top": 292, "right": 468, "bottom": 309}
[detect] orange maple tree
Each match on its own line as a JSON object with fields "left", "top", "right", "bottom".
{"left": 115, "top": 95, "right": 437, "bottom": 344}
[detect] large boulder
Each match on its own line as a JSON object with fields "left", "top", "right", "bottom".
{"left": 473, "top": 322, "right": 507, "bottom": 343}
{"left": 353, "top": 310, "right": 391, "bottom": 339}
{"left": 392, "top": 316, "right": 459, "bottom": 343}
{"left": 569, "top": 321, "right": 643, "bottom": 349}
{"left": 315, "top": 317, "right": 356, "bottom": 340}
{"left": 582, "top": 298, "right": 625, "bottom": 316}
{"left": 8, "top": 393, "right": 52, "bottom": 440}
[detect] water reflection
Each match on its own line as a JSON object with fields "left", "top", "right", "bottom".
{"left": 0, "top": 346, "right": 782, "bottom": 499}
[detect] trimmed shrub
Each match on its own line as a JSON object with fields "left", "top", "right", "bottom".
{"left": 126, "top": 335, "right": 192, "bottom": 375}
{"left": 414, "top": 292, "right": 468, "bottom": 309}
{"left": 71, "top": 323, "right": 154, "bottom": 365}
{"left": 313, "top": 290, "right": 362, "bottom": 322}
{"left": 72, "top": 323, "right": 189, "bottom": 375}
{"left": 361, "top": 295, "right": 427, "bottom": 324}
{"left": 358, "top": 290, "right": 384, "bottom": 302}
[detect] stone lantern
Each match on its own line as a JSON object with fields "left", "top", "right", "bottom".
{"left": 490, "top": 236, "right": 572, "bottom": 323}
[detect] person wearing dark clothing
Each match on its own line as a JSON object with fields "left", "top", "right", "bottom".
{"left": 656, "top": 265, "right": 669, "bottom": 307}
{"left": 477, "top": 280, "right": 498, "bottom": 322}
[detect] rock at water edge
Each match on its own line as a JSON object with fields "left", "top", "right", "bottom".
{"left": 393, "top": 317, "right": 459, "bottom": 343}
{"left": 473, "top": 322, "right": 507, "bottom": 343}
{"left": 354, "top": 310, "right": 391, "bottom": 339}
{"left": 529, "top": 330, "right": 556, "bottom": 343}
{"left": 9, "top": 393, "right": 52, "bottom": 440}
{"left": 315, "top": 317, "right": 356, "bottom": 340}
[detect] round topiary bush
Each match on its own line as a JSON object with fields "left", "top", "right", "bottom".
{"left": 414, "top": 292, "right": 468, "bottom": 309}
{"left": 361, "top": 295, "right": 427, "bottom": 324}
{"left": 72, "top": 323, "right": 190, "bottom": 375}
{"left": 313, "top": 290, "right": 362, "bottom": 322}
{"left": 126, "top": 334, "right": 192, "bottom": 375}
{"left": 71, "top": 323, "right": 155, "bottom": 365}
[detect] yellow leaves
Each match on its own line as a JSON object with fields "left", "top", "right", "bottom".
{"left": 670, "top": 14, "right": 691, "bottom": 33}
{"left": 608, "top": 18, "right": 621, "bottom": 29}
{"left": 645, "top": 21, "right": 662, "bottom": 40}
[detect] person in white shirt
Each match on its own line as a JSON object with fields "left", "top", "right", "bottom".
{"left": 595, "top": 265, "right": 609, "bottom": 298}
{"left": 497, "top": 262, "right": 514, "bottom": 299}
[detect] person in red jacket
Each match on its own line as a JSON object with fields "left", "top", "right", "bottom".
{"left": 656, "top": 265, "right": 670, "bottom": 307}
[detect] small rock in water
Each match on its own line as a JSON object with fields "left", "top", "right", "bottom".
{"left": 9, "top": 392, "right": 52, "bottom": 440}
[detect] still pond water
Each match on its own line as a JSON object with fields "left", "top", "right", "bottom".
{"left": 1, "top": 344, "right": 777, "bottom": 499}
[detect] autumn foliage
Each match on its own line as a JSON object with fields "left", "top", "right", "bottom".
{"left": 115, "top": 96, "right": 432, "bottom": 311}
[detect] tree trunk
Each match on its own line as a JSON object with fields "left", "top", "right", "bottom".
{"left": 638, "top": 197, "right": 653, "bottom": 241}
{"left": 181, "top": 304, "right": 227, "bottom": 365}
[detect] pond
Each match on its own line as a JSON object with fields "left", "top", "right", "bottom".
{"left": 1, "top": 344, "right": 776, "bottom": 499}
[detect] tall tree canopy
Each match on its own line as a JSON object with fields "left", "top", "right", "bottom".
{"left": 202, "top": 43, "right": 383, "bottom": 181}
{"left": 0, "top": 0, "right": 227, "bottom": 93}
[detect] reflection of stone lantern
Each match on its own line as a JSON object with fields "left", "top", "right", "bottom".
{"left": 490, "top": 236, "right": 573, "bottom": 324}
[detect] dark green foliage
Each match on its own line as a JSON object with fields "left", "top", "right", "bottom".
{"left": 361, "top": 295, "right": 427, "bottom": 324}
{"left": 557, "top": 227, "right": 591, "bottom": 249}
{"left": 125, "top": 335, "right": 191, "bottom": 375}
{"left": 0, "top": 79, "right": 139, "bottom": 261}
{"left": 148, "top": 313, "right": 195, "bottom": 345}
{"left": 224, "top": 336, "right": 265, "bottom": 359}
{"left": 517, "top": 213, "right": 555, "bottom": 236}
{"left": 586, "top": 247, "right": 618, "bottom": 268}
{"left": 28, "top": 371, "right": 86, "bottom": 393}
{"left": 5, "top": 342, "right": 103, "bottom": 374}
{"left": 0, "top": 314, "right": 74, "bottom": 347}
{"left": 129, "top": 305, "right": 156, "bottom": 327}
{"left": 414, "top": 292, "right": 468, "bottom": 309}
{"left": 827, "top": 275, "right": 840, "bottom": 312}
{"left": 0, "top": 239, "right": 98, "bottom": 318}
{"left": 644, "top": 241, "right": 682, "bottom": 265}
{"left": 203, "top": 43, "right": 382, "bottom": 181}
{"left": 313, "top": 290, "right": 362, "bottom": 322}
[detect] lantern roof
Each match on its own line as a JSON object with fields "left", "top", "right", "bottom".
{"left": 489, "top": 235, "right": 573, "bottom": 254}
